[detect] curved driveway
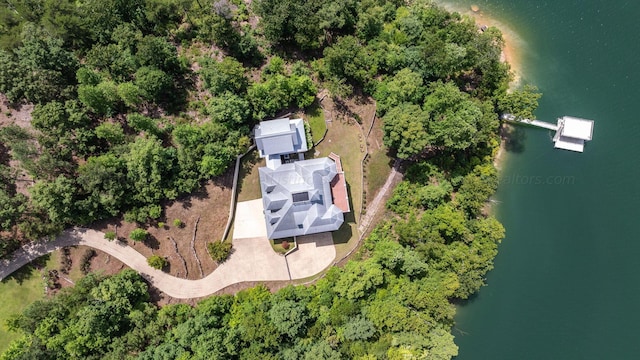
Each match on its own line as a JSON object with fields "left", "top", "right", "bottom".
{"left": 0, "top": 227, "right": 335, "bottom": 299}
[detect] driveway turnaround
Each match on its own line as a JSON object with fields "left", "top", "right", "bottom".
{"left": 287, "top": 233, "right": 336, "bottom": 279}
{"left": 0, "top": 200, "right": 337, "bottom": 299}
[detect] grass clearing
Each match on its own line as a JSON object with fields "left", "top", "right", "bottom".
{"left": 303, "top": 103, "right": 327, "bottom": 144}
{"left": 365, "top": 147, "right": 393, "bottom": 204}
{"left": 0, "top": 254, "right": 58, "bottom": 352}
{"left": 237, "top": 150, "right": 265, "bottom": 202}
{"left": 312, "top": 118, "right": 366, "bottom": 257}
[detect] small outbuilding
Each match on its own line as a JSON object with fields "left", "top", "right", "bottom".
{"left": 553, "top": 116, "right": 594, "bottom": 152}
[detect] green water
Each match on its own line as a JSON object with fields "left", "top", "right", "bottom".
{"left": 447, "top": 1, "right": 640, "bottom": 359}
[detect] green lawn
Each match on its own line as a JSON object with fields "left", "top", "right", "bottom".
{"left": 304, "top": 103, "right": 327, "bottom": 144}
{"left": 236, "top": 150, "right": 265, "bottom": 202}
{"left": 313, "top": 119, "right": 365, "bottom": 259}
{"left": 0, "top": 254, "right": 58, "bottom": 352}
{"left": 365, "top": 147, "right": 393, "bottom": 204}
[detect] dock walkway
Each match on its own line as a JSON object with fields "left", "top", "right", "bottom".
{"left": 501, "top": 114, "right": 558, "bottom": 131}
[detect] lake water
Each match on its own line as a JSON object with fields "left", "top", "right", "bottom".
{"left": 445, "top": 1, "right": 640, "bottom": 359}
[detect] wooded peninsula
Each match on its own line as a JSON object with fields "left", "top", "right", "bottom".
{"left": 0, "top": 0, "right": 541, "bottom": 358}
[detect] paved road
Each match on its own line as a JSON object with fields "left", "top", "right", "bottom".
{"left": 0, "top": 226, "right": 335, "bottom": 299}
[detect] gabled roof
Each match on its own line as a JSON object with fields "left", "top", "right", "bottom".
{"left": 259, "top": 158, "right": 344, "bottom": 239}
{"left": 254, "top": 118, "right": 308, "bottom": 158}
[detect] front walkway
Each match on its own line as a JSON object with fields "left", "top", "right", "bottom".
{"left": 0, "top": 200, "right": 336, "bottom": 299}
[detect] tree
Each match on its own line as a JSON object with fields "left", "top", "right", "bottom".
{"left": 340, "top": 315, "right": 375, "bottom": 341}
{"left": 374, "top": 68, "right": 425, "bottom": 115}
{"left": 0, "top": 189, "right": 27, "bottom": 232}
{"left": 456, "top": 164, "right": 498, "bottom": 217}
{"left": 85, "top": 43, "right": 137, "bottom": 81}
{"left": 497, "top": 84, "right": 542, "bottom": 120}
{"left": 199, "top": 57, "right": 248, "bottom": 96}
{"left": 30, "top": 176, "right": 78, "bottom": 225}
{"left": 148, "top": 255, "right": 167, "bottom": 270}
{"left": 268, "top": 300, "right": 309, "bottom": 338}
{"left": 136, "top": 36, "right": 180, "bottom": 73}
{"left": 322, "top": 35, "right": 377, "bottom": 90}
{"left": 31, "top": 101, "right": 89, "bottom": 137}
{"left": 382, "top": 103, "right": 430, "bottom": 159}
{"left": 134, "top": 66, "right": 174, "bottom": 103}
{"left": 104, "top": 231, "right": 117, "bottom": 241}
{"left": 334, "top": 260, "right": 384, "bottom": 300}
{"left": 206, "top": 92, "right": 252, "bottom": 126}
{"left": 124, "top": 137, "right": 176, "bottom": 204}
{"left": 0, "top": 24, "right": 78, "bottom": 103}
{"left": 129, "top": 228, "right": 148, "bottom": 242}
{"left": 78, "top": 81, "right": 121, "bottom": 116}
{"left": 127, "top": 113, "right": 161, "bottom": 137}
{"left": 94, "top": 122, "right": 126, "bottom": 145}
{"left": 76, "top": 153, "right": 128, "bottom": 219}
{"left": 117, "top": 82, "right": 145, "bottom": 107}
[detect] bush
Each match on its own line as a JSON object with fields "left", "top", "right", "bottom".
{"left": 129, "top": 228, "right": 148, "bottom": 242}
{"left": 158, "top": 222, "right": 165, "bottom": 229}
{"left": 207, "top": 241, "right": 232, "bottom": 263}
{"left": 304, "top": 121, "right": 313, "bottom": 149}
{"left": 281, "top": 240, "right": 290, "bottom": 250}
{"left": 147, "top": 255, "right": 167, "bottom": 270}
{"left": 60, "top": 248, "right": 72, "bottom": 274}
{"left": 80, "top": 249, "right": 97, "bottom": 275}
{"left": 104, "top": 230, "right": 116, "bottom": 241}
{"left": 173, "top": 219, "right": 184, "bottom": 228}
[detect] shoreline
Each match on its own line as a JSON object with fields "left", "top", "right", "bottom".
{"left": 434, "top": 3, "right": 527, "bottom": 208}
{"left": 437, "top": 3, "right": 526, "bottom": 171}
{"left": 437, "top": 2, "right": 525, "bottom": 88}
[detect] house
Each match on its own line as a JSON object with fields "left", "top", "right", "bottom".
{"left": 254, "top": 118, "right": 308, "bottom": 169}
{"left": 254, "top": 118, "right": 349, "bottom": 239}
{"left": 259, "top": 157, "right": 348, "bottom": 239}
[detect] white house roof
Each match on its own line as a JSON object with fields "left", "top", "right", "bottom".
{"left": 259, "top": 157, "right": 344, "bottom": 239}
{"left": 254, "top": 118, "right": 308, "bottom": 159}
{"left": 559, "top": 116, "right": 594, "bottom": 141}
{"left": 258, "top": 118, "right": 292, "bottom": 135}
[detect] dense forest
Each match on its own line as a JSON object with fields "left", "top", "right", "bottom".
{"left": 0, "top": 0, "right": 541, "bottom": 358}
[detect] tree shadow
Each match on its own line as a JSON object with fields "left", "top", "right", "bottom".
{"left": 450, "top": 290, "right": 481, "bottom": 307}
{"left": 1, "top": 254, "right": 51, "bottom": 285}
{"left": 502, "top": 124, "right": 526, "bottom": 153}
{"left": 144, "top": 234, "right": 161, "bottom": 250}
{"left": 163, "top": 260, "right": 172, "bottom": 274}
{"left": 333, "top": 97, "right": 362, "bottom": 124}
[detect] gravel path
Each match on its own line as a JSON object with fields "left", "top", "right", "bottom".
{"left": 358, "top": 159, "right": 402, "bottom": 235}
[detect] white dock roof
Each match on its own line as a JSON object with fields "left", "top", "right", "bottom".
{"left": 554, "top": 136, "right": 585, "bottom": 152}
{"left": 560, "top": 116, "right": 594, "bottom": 141}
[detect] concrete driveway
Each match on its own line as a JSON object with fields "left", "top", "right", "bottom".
{"left": 233, "top": 199, "right": 267, "bottom": 239}
{"left": 0, "top": 199, "right": 336, "bottom": 299}
{"left": 287, "top": 232, "right": 336, "bottom": 279}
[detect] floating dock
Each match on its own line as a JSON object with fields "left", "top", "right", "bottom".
{"left": 502, "top": 114, "right": 594, "bottom": 153}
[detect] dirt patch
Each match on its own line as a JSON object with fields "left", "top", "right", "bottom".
{"left": 92, "top": 171, "right": 234, "bottom": 280}
{"left": 43, "top": 246, "right": 128, "bottom": 295}
{"left": 0, "top": 94, "right": 34, "bottom": 129}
